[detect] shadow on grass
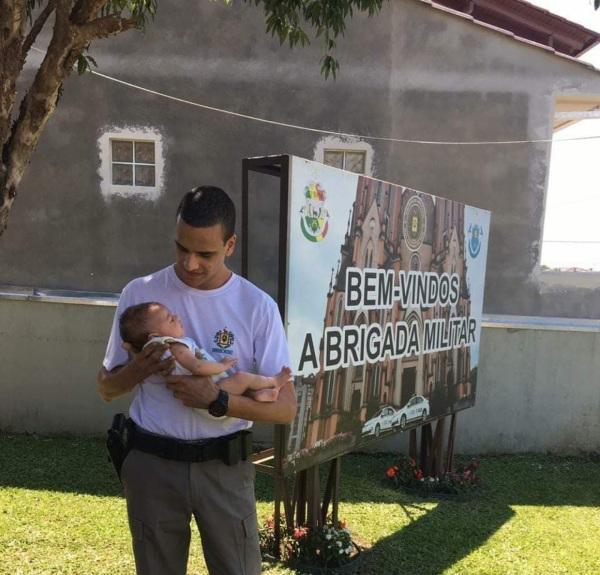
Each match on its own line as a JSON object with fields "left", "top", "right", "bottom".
{"left": 256, "top": 452, "right": 600, "bottom": 575}
{"left": 359, "top": 499, "right": 515, "bottom": 575}
{"left": 2, "top": 436, "right": 599, "bottom": 575}
{"left": 0, "top": 435, "right": 122, "bottom": 497}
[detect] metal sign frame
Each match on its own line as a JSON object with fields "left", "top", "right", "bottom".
{"left": 242, "top": 155, "right": 466, "bottom": 547}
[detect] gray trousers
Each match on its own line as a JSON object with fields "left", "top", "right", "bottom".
{"left": 121, "top": 448, "right": 261, "bottom": 575}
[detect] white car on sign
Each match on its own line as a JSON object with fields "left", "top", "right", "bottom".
{"left": 392, "top": 395, "right": 430, "bottom": 429}
{"left": 361, "top": 405, "right": 396, "bottom": 438}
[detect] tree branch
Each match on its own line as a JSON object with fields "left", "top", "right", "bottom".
{"left": 21, "top": 0, "right": 57, "bottom": 61}
{"left": 78, "top": 15, "right": 138, "bottom": 42}
{"left": 71, "top": 0, "right": 110, "bottom": 24}
{"left": 2, "top": 0, "right": 79, "bottom": 202}
{"left": 0, "top": 1, "right": 29, "bottom": 148}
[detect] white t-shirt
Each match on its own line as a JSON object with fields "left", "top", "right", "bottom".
{"left": 103, "top": 265, "right": 290, "bottom": 440}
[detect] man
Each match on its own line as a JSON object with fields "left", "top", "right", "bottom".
{"left": 98, "top": 186, "right": 296, "bottom": 575}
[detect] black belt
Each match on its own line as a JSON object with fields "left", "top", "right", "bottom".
{"left": 127, "top": 420, "right": 253, "bottom": 466}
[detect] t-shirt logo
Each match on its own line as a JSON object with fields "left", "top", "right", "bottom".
{"left": 214, "top": 328, "right": 235, "bottom": 351}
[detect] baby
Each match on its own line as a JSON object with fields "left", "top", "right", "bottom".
{"left": 119, "top": 301, "right": 290, "bottom": 402}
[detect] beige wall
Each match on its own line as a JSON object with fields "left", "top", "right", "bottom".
{"left": 1, "top": 297, "right": 598, "bottom": 453}
{"left": 0, "top": 297, "right": 130, "bottom": 434}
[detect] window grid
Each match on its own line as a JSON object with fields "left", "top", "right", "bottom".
{"left": 111, "top": 139, "right": 156, "bottom": 187}
{"left": 323, "top": 149, "right": 367, "bottom": 174}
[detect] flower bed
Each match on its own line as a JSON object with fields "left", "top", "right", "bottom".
{"left": 385, "top": 455, "right": 481, "bottom": 497}
{"left": 259, "top": 517, "right": 363, "bottom": 573}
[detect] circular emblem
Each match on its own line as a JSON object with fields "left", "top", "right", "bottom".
{"left": 403, "top": 195, "right": 426, "bottom": 250}
{"left": 468, "top": 224, "right": 483, "bottom": 258}
{"left": 300, "top": 182, "right": 329, "bottom": 242}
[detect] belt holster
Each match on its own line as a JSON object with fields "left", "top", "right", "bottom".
{"left": 106, "top": 413, "right": 130, "bottom": 481}
{"left": 224, "top": 429, "right": 253, "bottom": 466}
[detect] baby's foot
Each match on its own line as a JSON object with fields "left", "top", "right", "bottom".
{"left": 253, "top": 388, "right": 280, "bottom": 402}
{"left": 274, "top": 366, "right": 292, "bottom": 388}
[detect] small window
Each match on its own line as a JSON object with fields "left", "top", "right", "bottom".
{"left": 323, "top": 149, "right": 366, "bottom": 174}
{"left": 98, "top": 127, "right": 164, "bottom": 201}
{"left": 111, "top": 139, "right": 156, "bottom": 187}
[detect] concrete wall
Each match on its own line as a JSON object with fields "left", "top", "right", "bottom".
{"left": 0, "top": 297, "right": 128, "bottom": 434}
{"left": 375, "top": 319, "right": 600, "bottom": 454}
{"left": 2, "top": 297, "right": 598, "bottom": 454}
{"left": 1, "top": 0, "right": 600, "bottom": 317}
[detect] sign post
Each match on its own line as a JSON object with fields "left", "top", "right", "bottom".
{"left": 243, "top": 155, "right": 491, "bottom": 540}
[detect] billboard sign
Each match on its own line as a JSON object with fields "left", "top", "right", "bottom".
{"left": 284, "top": 157, "right": 490, "bottom": 472}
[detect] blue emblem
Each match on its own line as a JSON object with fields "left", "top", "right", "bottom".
{"left": 468, "top": 224, "right": 483, "bottom": 258}
{"left": 212, "top": 328, "right": 235, "bottom": 355}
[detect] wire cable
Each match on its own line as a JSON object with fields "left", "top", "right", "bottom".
{"left": 28, "top": 46, "right": 600, "bottom": 147}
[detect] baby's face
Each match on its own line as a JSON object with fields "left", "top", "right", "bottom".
{"left": 147, "top": 304, "right": 185, "bottom": 338}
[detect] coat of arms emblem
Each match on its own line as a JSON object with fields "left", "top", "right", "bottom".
{"left": 300, "top": 182, "right": 329, "bottom": 242}
{"left": 468, "top": 224, "right": 483, "bottom": 258}
{"left": 214, "top": 328, "right": 235, "bottom": 350}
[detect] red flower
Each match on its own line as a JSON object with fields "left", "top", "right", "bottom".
{"left": 415, "top": 469, "right": 424, "bottom": 480}
{"left": 386, "top": 467, "right": 397, "bottom": 478}
{"left": 293, "top": 527, "right": 308, "bottom": 540}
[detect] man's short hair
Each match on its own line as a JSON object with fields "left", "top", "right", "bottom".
{"left": 176, "top": 186, "right": 236, "bottom": 241}
{"left": 119, "top": 302, "right": 162, "bottom": 352}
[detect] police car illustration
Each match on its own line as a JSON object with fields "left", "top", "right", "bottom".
{"left": 361, "top": 405, "right": 396, "bottom": 438}
{"left": 391, "top": 395, "right": 430, "bottom": 429}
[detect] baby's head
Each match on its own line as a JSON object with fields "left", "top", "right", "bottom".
{"left": 119, "top": 302, "right": 184, "bottom": 352}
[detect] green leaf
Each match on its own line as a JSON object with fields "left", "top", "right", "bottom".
{"left": 248, "top": 0, "right": 387, "bottom": 78}
{"left": 76, "top": 54, "right": 88, "bottom": 75}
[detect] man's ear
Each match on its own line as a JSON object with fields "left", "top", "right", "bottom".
{"left": 225, "top": 234, "right": 237, "bottom": 257}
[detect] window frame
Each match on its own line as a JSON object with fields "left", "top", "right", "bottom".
{"left": 323, "top": 149, "right": 367, "bottom": 174}
{"left": 98, "top": 127, "right": 164, "bottom": 200}
{"left": 314, "top": 137, "right": 373, "bottom": 176}
{"left": 110, "top": 139, "right": 157, "bottom": 188}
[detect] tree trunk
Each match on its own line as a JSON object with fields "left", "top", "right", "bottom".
{"left": 0, "top": 0, "right": 137, "bottom": 238}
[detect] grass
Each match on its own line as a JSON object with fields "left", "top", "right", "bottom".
{"left": 1, "top": 435, "right": 599, "bottom": 574}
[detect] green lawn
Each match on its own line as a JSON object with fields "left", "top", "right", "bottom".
{"left": 1, "top": 435, "right": 599, "bottom": 574}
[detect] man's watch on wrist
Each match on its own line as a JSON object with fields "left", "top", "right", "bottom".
{"left": 208, "top": 389, "right": 229, "bottom": 417}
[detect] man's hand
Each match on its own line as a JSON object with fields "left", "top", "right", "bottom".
{"left": 97, "top": 342, "right": 175, "bottom": 402}
{"left": 165, "top": 374, "right": 219, "bottom": 408}
{"left": 124, "top": 341, "right": 175, "bottom": 380}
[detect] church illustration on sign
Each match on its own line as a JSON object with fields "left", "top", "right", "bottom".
{"left": 287, "top": 176, "right": 475, "bottom": 467}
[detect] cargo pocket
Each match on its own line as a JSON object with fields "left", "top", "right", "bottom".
{"left": 241, "top": 511, "right": 261, "bottom": 575}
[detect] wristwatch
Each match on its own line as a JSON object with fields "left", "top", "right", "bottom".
{"left": 208, "top": 389, "right": 229, "bottom": 417}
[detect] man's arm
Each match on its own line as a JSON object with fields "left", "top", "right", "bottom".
{"left": 165, "top": 374, "right": 297, "bottom": 424}
{"left": 98, "top": 343, "right": 173, "bottom": 402}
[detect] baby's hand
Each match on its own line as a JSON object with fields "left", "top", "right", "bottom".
{"left": 220, "top": 357, "right": 237, "bottom": 370}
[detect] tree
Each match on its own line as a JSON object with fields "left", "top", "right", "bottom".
{"left": 0, "top": 0, "right": 385, "bottom": 237}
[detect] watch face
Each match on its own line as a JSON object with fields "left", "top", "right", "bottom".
{"left": 209, "top": 390, "right": 228, "bottom": 417}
